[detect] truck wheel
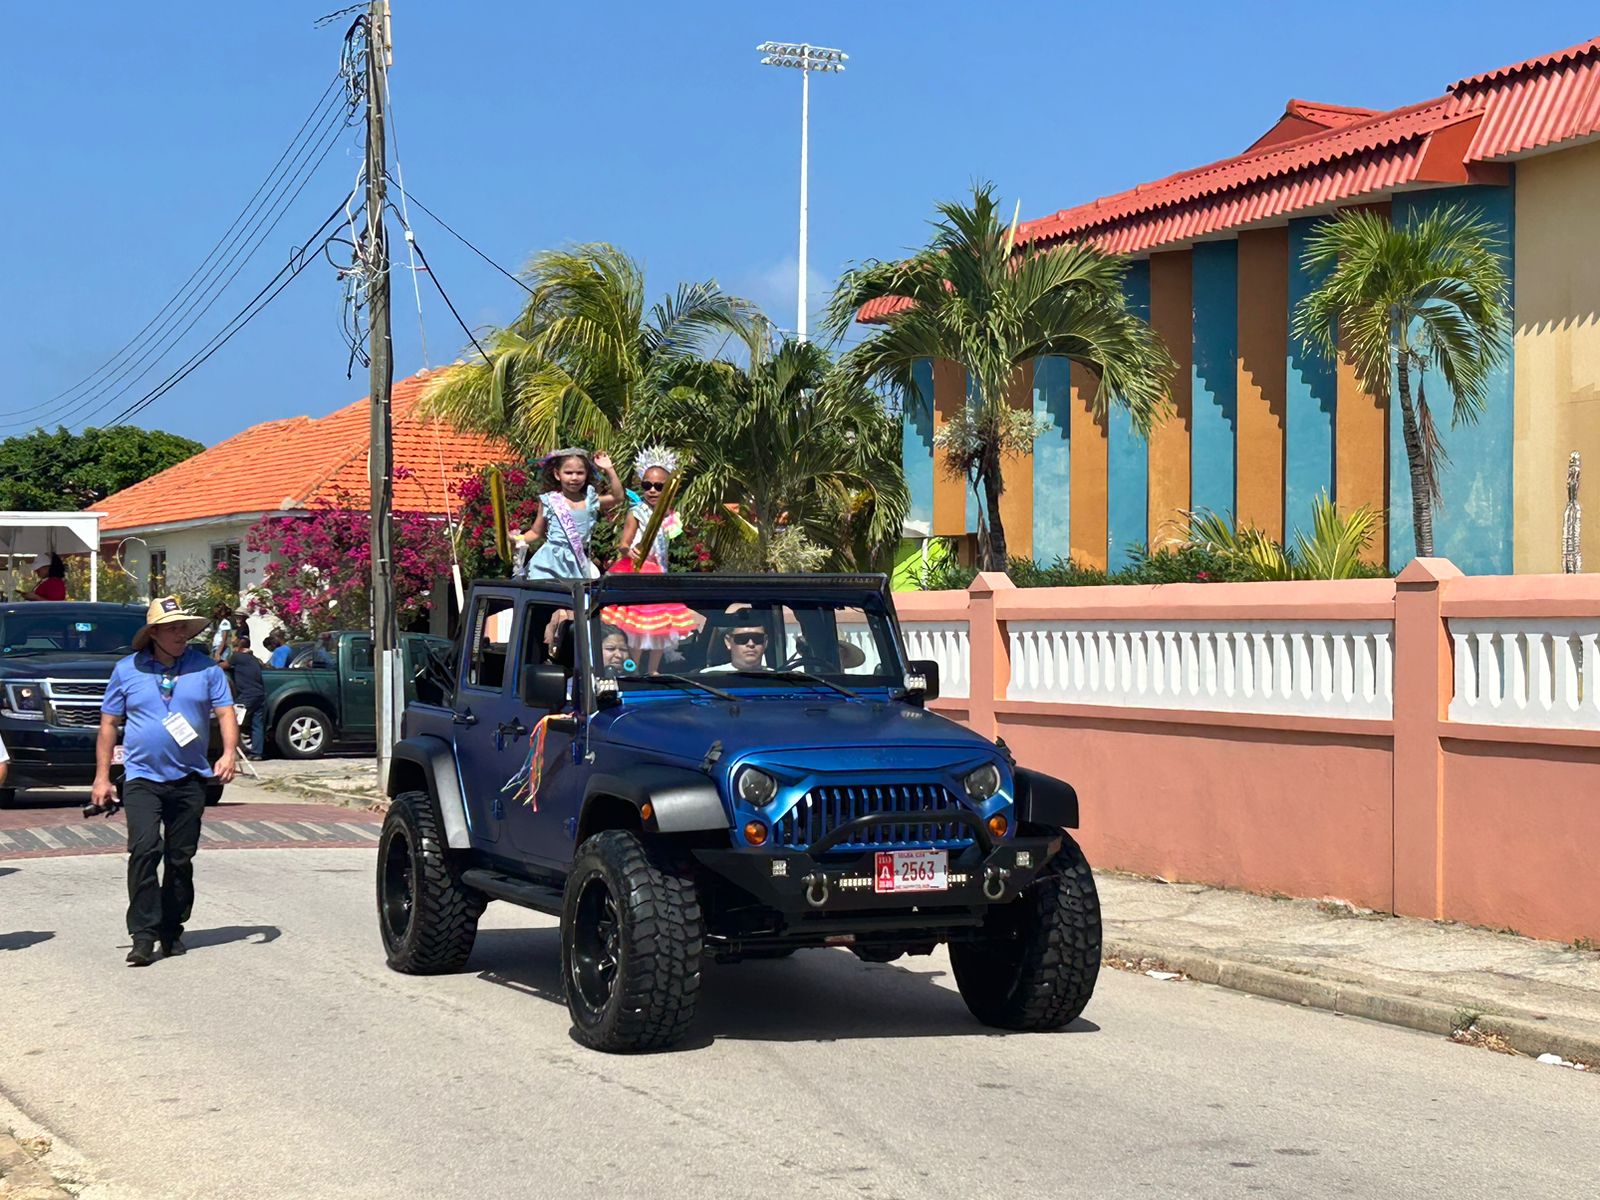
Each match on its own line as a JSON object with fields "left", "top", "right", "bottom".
{"left": 562, "top": 830, "right": 703, "bottom": 1053}
{"left": 950, "top": 834, "right": 1101, "bottom": 1032}
{"left": 377, "top": 790, "right": 485, "bottom": 974}
{"left": 276, "top": 706, "right": 331, "bottom": 759}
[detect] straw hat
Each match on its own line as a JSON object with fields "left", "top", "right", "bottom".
{"left": 132, "top": 596, "right": 210, "bottom": 651}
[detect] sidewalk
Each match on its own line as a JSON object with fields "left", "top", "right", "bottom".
{"left": 240, "top": 755, "right": 385, "bottom": 807}
{"left": 1099, "top": 871, "right": 1600, "bottom": 1069}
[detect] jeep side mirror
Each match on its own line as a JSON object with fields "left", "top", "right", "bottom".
{"left": 905, "top": 659, "right": 941, "bottom": 702}
{"left": 519, "top": 664, "right": 568, "bottom": 711}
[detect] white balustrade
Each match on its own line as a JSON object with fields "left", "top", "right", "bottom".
{"left": 1006, "top": 619, "right": 1392, "bottom": 719}
{"left": 1448, "top": 619, "right": 1600, "bottom": 729}
{"left": 899, "top": 621, "right": 971, "bottom": 699}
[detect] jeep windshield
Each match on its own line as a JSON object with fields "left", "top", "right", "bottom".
{"left": 587, "top": 578, "right": 903, "bottom": 693}
{"left": 0, "top": 607, "right": 144, "bottom": 656}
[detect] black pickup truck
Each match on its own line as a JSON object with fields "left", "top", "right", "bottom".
{"left": 0, "top": 602, "right": 224, "bottom": 808}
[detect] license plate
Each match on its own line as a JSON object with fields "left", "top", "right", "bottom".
{"left": 112, "top": 745, "right": 125, "bottom": 765}
{"left": 874, "top": 849, "right": 947, "bottom": 893}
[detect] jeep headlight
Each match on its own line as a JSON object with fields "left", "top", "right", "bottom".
{"left": 737, "top": 767, "right": 777, "bottom": 807}
{"left": 4, "top": 682, "right": 46, "bottom": 721}
{"left": 963, "top": 763, "right": 1002, "bottom": 801}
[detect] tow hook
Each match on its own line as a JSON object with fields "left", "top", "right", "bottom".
{"left": 982, "top": 865, "right": 1011, "bottom": 900}
{"left": 804, "top": 872, "right": 830, "bottom": 908}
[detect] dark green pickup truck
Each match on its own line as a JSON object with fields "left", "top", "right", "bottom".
{"left": 264, "top": 631, "right": 447, "bottom": 759}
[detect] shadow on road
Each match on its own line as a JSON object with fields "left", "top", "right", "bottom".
{"left": 184, "top": 925, "right": 282, "bottom": 949}
{"left": 0, "top": 867, "right": 19, "bottom": 880}
{"left": 0, "top": 930, "right": 55, "bottom": 951}
{"left": 468, "top": 927, "right": 1099, "bottom": 1049}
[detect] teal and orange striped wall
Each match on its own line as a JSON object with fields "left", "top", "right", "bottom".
{"left": 901, "top": 181, "right": 1517, "bottom": 574}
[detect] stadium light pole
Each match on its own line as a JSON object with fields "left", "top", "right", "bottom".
{"left": 757, "top": 41, "right": 847, "bottom": 342}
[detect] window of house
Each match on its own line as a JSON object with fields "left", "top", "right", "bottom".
{"left": 148, "top": 550, "right": 167, "bottom": 596}
{"left": 465, "top": 595, "right": 515, "bottom": 690}
{"left": 210, "top": 542, "right": 241, "bottom": 590}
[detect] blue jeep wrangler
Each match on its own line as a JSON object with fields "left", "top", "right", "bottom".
{"left": 377, "top": 573, "right": 1100, "bottom": 1052}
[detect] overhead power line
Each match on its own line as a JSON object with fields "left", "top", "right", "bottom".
{"left": 99, "top": 197, "right": 354, "bottom": 431}
{"left": 0, "top": 73, "right": 353, "bottom": 426}
{"left": 383, "top": 176, "right": 534, "bottom": 295}
{"left": 10, "top": 96, "right": 361, "bottom": 433}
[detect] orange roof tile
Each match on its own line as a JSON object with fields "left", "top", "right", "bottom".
{"left": 95, "top": 370, "right": 511, "bottom": 533}
{"left": 859, "top": 33, "right": 1600, "bottom": 324}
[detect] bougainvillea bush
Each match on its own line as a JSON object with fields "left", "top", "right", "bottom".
{"left": 246, "top": 484, "right": 454, "bottom": 638}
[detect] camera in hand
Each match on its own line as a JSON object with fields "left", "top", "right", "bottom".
{"left": 83, "top": 798, "right": 122, "bottom": 818}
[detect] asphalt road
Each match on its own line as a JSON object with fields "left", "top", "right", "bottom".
{"left": 0, "top": 849, "right": 1593, "bottom": 1200}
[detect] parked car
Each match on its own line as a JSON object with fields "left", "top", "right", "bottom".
{"left": 376, "top": 573, "right": 1098, "bottom": 1052}
{"left": 0, "top": 602, "right": 225, "bottom": 807}
{"left": 264, "top": 630, "right": 449, "bottom": 759}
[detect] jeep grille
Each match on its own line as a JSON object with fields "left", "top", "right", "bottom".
{"left": 774, "top": 784, "right": 974, "bottom": 851}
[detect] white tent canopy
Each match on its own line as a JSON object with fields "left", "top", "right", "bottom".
{"left": 0, "top": 512, "right": 104, "bottom": 601}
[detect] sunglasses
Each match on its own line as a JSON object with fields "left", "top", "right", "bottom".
{"left": 640, "top": 481, "right": 666, "bottom": 492}
{"left": 729, "top": 632, "right": 767, "bottom": 646}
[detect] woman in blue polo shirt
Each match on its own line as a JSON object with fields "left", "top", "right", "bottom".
{"left": 94, "top": 597, "right": 238, "bottom": 967}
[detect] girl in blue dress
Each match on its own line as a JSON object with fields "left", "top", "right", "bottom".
{"left": 510, "top": 449, "right": 625, "bottom": 580}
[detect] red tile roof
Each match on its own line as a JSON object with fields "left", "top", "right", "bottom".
{"left": 860, "top": 34, "right": 1600, "bottom": 321}
{"left": 96, "top": 369, "right": 511, "bottom": 534}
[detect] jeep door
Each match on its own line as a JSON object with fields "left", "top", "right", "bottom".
{"left": 502, "top": 596, "right": 580, "bottom": 868}
{"left": 452, "top": 589, "right": 524, "bottom": 846}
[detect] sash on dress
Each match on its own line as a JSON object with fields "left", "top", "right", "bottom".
{"left": 545, "top": 491, "right": 595, "bottom": 578}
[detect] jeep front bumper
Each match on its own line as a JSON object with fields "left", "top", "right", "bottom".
{"left": 693, "top": 809, "right": 1061, "bottom": 915}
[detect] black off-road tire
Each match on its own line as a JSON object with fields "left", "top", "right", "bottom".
{"left": 377, "top": 791, "right": 486, "bottom": 974}
{"left": 950, "top": 833, "right": 1101, "bottom": 1031}
{"left": 275, "top": 705, "right": 332, "bottom": 760}
{"left": 561, "top": 830, "right": 703, "bottom": 1053}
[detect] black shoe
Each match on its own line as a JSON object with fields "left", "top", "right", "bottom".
{"left": 161, "top": 936, "right": 186, "bottom": 958}
{"left": 126, "top": 939, "right": 158, "bottom": 967}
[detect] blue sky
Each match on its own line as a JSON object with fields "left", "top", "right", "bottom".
{"left": 2, "top": 1, "right": 1595, "bottom": 447}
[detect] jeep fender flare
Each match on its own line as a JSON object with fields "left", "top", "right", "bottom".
{"left": 583, "top": 766, "right": 727, "bottom": 836}
{"left": 388, "top": 735, "right": 472, "bottom": 850}
{"left": 1014, "top": 767, "right": 1079, "bottom": 830}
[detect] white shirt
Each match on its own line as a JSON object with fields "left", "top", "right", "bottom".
{"left": 0, "top": 732, "right": 8, "bottom": 763}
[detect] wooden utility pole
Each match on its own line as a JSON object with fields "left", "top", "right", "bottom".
{"left": 365, "top": 0, "right": 400, "bottom": 788}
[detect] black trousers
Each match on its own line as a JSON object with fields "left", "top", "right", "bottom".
{"left": 124, "top": 774, "right": 207, "bottom": 942}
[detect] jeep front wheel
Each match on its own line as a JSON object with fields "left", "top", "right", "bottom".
{"left": 377, "top": 791, "right": 485, "bottom": 974}
{"left": 561, "top": 830, "right": 703, "bottom": 1053}
{"left": 950, "top": 833, "right": 1101, "bottom": 1031}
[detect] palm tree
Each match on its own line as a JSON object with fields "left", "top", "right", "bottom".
{"left": 646, "top": 319, "right": 908, "bottom": 571}
{"left": 423, "top": 244, "right": 749, "bottom": 454}
{"left": 1292, "top": 206, "right": 1510, "bottom": 558}
{"left": 824, "top": 182, "right": 1173, "bottom": 571}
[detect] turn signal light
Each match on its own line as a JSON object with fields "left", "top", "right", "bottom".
{"left": 744, "top": 821, "right": 769, "bottom": 846}
{"left": 640, "top": 802, "right": 653, "bottom": 823}
{"left": 987, "top": 814, "right": 1009, "bottom": 838}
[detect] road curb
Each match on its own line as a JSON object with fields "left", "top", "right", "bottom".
{"left": 1102, "top": 938, "right": 1600, "bottom": 1068}
{"left": 0, "top": 1130, "right": 73, "bottom": 1200}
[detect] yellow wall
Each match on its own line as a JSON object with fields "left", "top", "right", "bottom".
{"left": 1000, "top": 361, "right": 1035, "bottom": 561}
{"left": 1069, "top": 362, "right": 1109, "bottom": 569}
{"left": 1236, "top": 228, "right": 1288, "bottom": 541}
{"left": 1514, "top": 142, "right": 1600, "bottom": 572}
{"left": 1147, "top": 250, "right": 1193, "bottom": 548}
{"left": 931, "top": 359, "right": 967, "bottom": 537}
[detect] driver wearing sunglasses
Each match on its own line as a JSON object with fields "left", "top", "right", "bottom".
{"left": 703, "top": 622, "right": 770, "bottom": 673}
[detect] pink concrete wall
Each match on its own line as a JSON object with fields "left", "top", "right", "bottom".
{"left": 903, "top": 560, "right": 1600, "bottom": 943}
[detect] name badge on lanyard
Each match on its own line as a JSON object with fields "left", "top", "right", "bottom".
{"left": 163, "top": 711, "right": 200, "bottom": 747}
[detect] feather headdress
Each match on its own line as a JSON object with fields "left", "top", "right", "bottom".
{"left": 633, "top": 444, "right": 680, "bottom": 476}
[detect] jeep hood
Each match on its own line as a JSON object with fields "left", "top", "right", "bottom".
{"left": 597, "top": 696, "right": 991, "bottom": 761}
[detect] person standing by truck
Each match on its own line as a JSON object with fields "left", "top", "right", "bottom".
{"left": 94, "top": 597, "right": 238, "bottom": 967}
{"left": 224, "top": 634, "right": 267, "bottom": 758}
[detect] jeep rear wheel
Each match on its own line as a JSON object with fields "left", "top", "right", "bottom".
{"left": 377, "top": 791, "right": 485, "bottom": 974}
{"left": 561, "top": 830, "right": 703, "bottom": 1053}
{"left": 950, "top": 833, "right": 1101, "bottom": 1031}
